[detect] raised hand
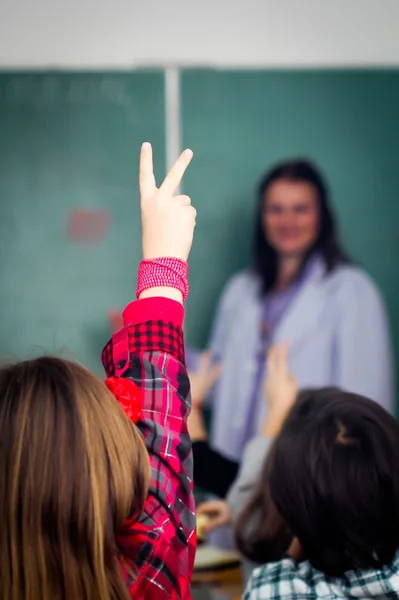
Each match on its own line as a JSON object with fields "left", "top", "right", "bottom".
{"left": 264, "top": 342, "right": 298, "bottom": 412}
{"left": 188, "top": 352, "right": 222, "bottom": 408}
{"left": 262, "top": 342, "right": 298, "bottom": 437}
{"left": 140, "top": 142, "right": 196, "bottom": 261}
{"left": 196, "top": 500, "right": 232, "bottom": 535}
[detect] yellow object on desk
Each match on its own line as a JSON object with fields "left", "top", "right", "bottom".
{"left": 194, "top": 545, "right": 241, "bottom": 572}
{"left": 196, "top": 514, "right": 210, "bottom": 542}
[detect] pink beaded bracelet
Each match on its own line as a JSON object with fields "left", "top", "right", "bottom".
{"left": 136, "top": 257, "right": 189, "bottom": 302}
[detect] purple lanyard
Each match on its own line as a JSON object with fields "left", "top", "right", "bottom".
{"left": 244, "top": 260, "right": 317, "bottom": 442}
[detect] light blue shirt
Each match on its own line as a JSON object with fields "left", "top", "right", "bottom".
{"left": 209, "top": 261, "right": 394, "bottom": 462}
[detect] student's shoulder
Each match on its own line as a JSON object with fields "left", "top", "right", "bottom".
{"left": 244, "top": 558, "right": 320, "bottom": 599}
{"left": 244, "top": 558, "right": 303, "bottom": 598}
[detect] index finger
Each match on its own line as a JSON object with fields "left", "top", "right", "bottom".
{"left": 159, "top": 149, "right": 193, "bottom": 199}
{"left": 139, "top": 142, "right": 156, "bottom": 200}
{"left": 276, "top": 342, "right": 289, "bottom": 374}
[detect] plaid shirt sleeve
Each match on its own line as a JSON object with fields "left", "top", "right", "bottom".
{"left": 101, "top": 298, "right": 196, "bottom": 600}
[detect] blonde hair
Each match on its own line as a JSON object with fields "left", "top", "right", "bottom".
{"left": 0, "top": 356, "right": 150, "bottom": 600}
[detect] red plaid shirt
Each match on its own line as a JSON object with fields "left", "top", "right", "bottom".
{"left": 101, "top": 297, "right": 196, "bottom": 599}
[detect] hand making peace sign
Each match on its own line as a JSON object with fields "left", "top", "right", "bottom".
{"left": 140, "top": 142, "right": 197, "bottom": 261}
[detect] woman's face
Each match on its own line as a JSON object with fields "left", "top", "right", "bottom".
{"left": 263, "top": 179, "right": 320, "bottom": 257}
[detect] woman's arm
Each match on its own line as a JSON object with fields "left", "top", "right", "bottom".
{"left": 333, "top": 270, "right": 394, "bottom": 413}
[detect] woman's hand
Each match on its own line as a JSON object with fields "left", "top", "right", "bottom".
{"left": 262, "top": 342, "right": 298, "bottom": 437}
{"left": 188, "top": 352, "right": 222, "bottom": 408}
{"left": 140, "top": 143, "right": 196, "bottom": 261}
{"left": 197, "top": 500, "right": 232, "bottom": 533}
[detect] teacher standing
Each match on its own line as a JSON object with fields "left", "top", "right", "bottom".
{"left": 209, "top": 159, "right": 394, "bottom": 462}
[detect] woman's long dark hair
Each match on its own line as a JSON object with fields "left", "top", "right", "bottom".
{"left": 254, "top": 159, "right": 350, "bottom": 294}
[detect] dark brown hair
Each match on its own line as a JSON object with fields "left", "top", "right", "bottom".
{"left": 254, "top": 159, "right": 350, "bottom": 294}
{"left": 236, "top": 388, "right": 399, "bottom": 576}
{"left": 235, "top": 421, "right": 292, "bottom": 563}
{"left": 0, "top": 356, "right": 150, "bottom": 600}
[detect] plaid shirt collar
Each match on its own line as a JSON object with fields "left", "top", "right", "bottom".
{"left": 244, "top": 552, "right": 399, "bottom": 599}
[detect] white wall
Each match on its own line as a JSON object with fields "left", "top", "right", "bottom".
{"left": 1, "top": 0, "right": 399, "bottom": 68}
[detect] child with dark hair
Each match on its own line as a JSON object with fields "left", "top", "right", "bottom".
{"left": 242, "top": 389, "right": 399, "bottom": 599}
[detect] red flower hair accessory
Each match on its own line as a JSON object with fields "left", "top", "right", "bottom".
{"left": 105, "top": 376, "right": 142, "bottom": 423}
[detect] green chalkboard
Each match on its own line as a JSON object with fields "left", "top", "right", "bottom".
{"left": 0, "top": 71, "right": 165, "bottom": 374}
{"left": 1, "top": 69, "right": 399, "bottom": 393}
{"left": 181, "top": 70, "right": 399, "bottom": 395}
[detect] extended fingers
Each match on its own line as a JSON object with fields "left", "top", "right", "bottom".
{"left": 139, "top": 142, "right": 156, "bottom": 201}
{"left": 159, "top": 149, "right": 193, "bottom": 199}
